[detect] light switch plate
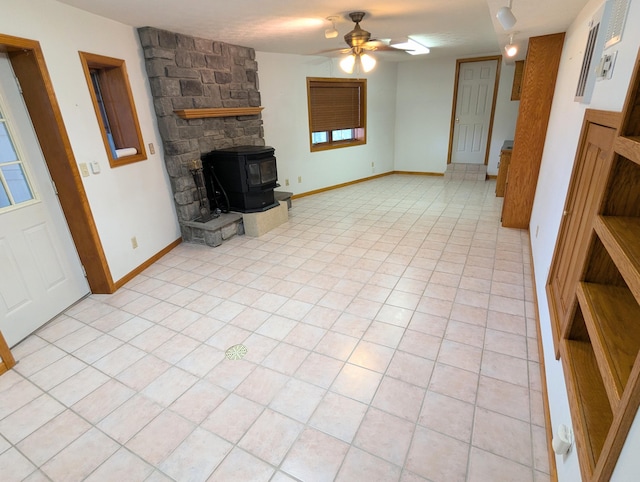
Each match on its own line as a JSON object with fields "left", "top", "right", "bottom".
{"left": 79, "top": 163, "right": 90, "bottom": 177}
{"left": 91, "top": 161, "right": 101, "bottom": 174}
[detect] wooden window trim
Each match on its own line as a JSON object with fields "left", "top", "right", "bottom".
{"left": 79, "top": 51, "right": 146, "bottom": 168}
{"left": 306, "top": 77, "right": 367, "bottom": 152}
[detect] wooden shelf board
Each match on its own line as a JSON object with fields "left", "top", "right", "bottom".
{"left": 595, "top": 216, "right": 640, "bottom": 301}
{"left": 563, "top": 338, "right": 613, "bottom": 475}
{"left": 577, "top": 282, "right": 640, "bottom": 408}
{"left": 613, "top": 136, "right": 640, "bottom": 167}
{"left": 173, "top": 107, "right": 264, "bottom": 119}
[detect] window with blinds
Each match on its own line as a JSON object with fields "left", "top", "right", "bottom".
{"left": 306, "top": 77, "right": 366, "bottom": 151}
{"left": 79, "top": 52, "right": 147, "bottom": 168}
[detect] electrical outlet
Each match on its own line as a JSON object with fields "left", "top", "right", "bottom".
{"left": 149, "top": 143, "right": 155, "bottom": 155}
{"left": 298, "top": 176, "right": 302, "bottom": 183}
{"left": 285, "top": 178, "right": 289, "bottom": 186}
{"left": 131, "top": 236, "right": 138, "bottom": 249}
{"left": 79, "top": 163, "right": 90, "bottom": 177}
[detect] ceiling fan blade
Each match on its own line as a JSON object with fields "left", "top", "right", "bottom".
{"left": 361, "top": 40, "right": 411, "bottom": 53}
{"left": 363, "top": 39, "right": 387, "bottom": 49}
{"left": 314, "top": 47, "right": 351, "bottom": 54}
{"left": 375, "top": 45, "right": 412, "bottom": 53}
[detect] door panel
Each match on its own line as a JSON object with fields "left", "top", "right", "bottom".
{"left": 451, "top": 59, "right": 497, "bottom": 164}
{"left": 0, "top": 237, "right": 31, "bottom": 312}
{"left": 26, "top": 222, "right": 67, "bottom": 289}
{"left": 0, "top": 54, "right": 89, "bottom": 347}
{"left": 546, "top": 111, "right": 620, "bottom": 356}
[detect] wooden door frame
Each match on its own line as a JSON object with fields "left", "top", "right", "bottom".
{"left": 446, "top": 55, "right": 502, "bottom": 165}
{"left": 0, "top": 33, "right": 113, "bottom": 293}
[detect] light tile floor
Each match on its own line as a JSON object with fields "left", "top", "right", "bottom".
{"left": 0, "top": 174, "right": 550, "bottom": 481}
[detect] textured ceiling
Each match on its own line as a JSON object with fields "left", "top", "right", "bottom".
{"left": 55, "top": 0, "right": 590, "bottom": 61}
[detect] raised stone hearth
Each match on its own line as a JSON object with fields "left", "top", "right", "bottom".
{"left": 275, "top": 191, "right": 293, "bottom": 209}
{"left": 181, "top": 212, "right": 244, "bottom": 247}
{"left": 180, "top": 198, "right": 291, "bottom": 246}
{"left": 243, "top": 201, "right": 288, "bottom": 237}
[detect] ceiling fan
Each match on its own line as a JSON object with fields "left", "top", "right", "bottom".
{"left": 331, "top": 12, "right": 429, "bottom": 73}
{"left": 341, "top": 12, "right": 390, "bottom": 54}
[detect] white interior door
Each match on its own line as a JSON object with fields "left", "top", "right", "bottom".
{"left": 0, "top": 54, "right": 89, "bottom": 347}
{"left": 451, "top": 59, "right": 498, "bottom": 164}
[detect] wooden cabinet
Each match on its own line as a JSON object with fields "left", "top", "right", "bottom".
{"left": 511, "top": 60, "right": 524, "bottom": 101}
{"left": 495, "top": 144, "right": 512, "bottom": 197}
{"left": 502, "top": 33, "right": 565, "bottom": 228}
{"left": 550, "top": 49, "right": 640, "bottom": 482}
{"left": 546, "top": 110, "right": 620, "bottom": 356}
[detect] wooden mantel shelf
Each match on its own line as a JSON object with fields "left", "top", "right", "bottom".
{"left": 174, "top": 107, "right": 264, "bottom": 119}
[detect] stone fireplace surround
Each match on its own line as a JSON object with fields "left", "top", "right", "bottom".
{"left": 137, "top": 27, "right": 265, "bottom": 244}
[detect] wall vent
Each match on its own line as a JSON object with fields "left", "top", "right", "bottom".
{"left": 575, "top": 20, "right": 601, "bottom": 103}
{"left": 604, "top": 0, "right": 629, "bottom": 49}
{"left": 575, "top": 0, "right": 629, "bottom": 104}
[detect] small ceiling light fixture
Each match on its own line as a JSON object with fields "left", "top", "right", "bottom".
{"left": 505, "top": 34, "right": 518, "bottom": 57}
{"left": 325, "top": 16, "right": 339, "bottom": 39}
{"left": 360, "top": 52, "right": 377, "bottom": 72}
{"left": 496, "top": 0, "right": 517, "bottom": 30}
{"left": 339, "top": 50, "right": 377, "bottom": 74}
{"left": 340, "top": 54, "right": 356, "bottom": 73}
{"left": 390, "top": 38, "right": 431, "bottom": 55}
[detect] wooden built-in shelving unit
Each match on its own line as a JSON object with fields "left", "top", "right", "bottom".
{"left": 553, "top": 49, "right": 640, "bottom": 482}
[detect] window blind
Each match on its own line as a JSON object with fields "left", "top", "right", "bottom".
{"left": 308, "top": 81, "right": 362, "bottom": 132}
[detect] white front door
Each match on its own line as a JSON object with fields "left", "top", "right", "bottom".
{"left": 0, "top": 54, "right": 89, "bottom": 347}
{"left": 451, "top": 59, "right": 498, "bottom": 164}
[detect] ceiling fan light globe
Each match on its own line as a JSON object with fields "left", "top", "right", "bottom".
{"left": 360, "top": 53, "right": 376, "bottom": 72}
{"left": 340, "top": 54, "right": 356, "bottom": 73}
{"left": 496, "top": 6, "right": 517, "bottom": 30}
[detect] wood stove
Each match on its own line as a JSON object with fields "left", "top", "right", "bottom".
{"left": 202, "top": 146, "right": 279, "bottom": 213}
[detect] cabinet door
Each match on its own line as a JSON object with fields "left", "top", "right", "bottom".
{"left": 495, "top": 150, "right": 511, "bottom": 197}
{"left": 502, "top": 33, "right": 565, "bottom": 228}
{"left": 546, "top": 110, "right": 620, "bottom": 356}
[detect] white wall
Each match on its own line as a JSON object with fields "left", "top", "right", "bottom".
{"left": 487, "top": 61, "right": 520, "bottom": 175}
{"left": 0, "top": 0, "right": 179, "bottom": 281}
{"left": 258, "top": 52, "right": 517, "bottom": 188}
{"left": 394, "top": 57, "right": 519, "bottom": 175}
{"left": 529, "top": 0, "right": 640, "bottom": 479}
{"left": 256, "top": 52, "right": 397, "bottom": 194}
